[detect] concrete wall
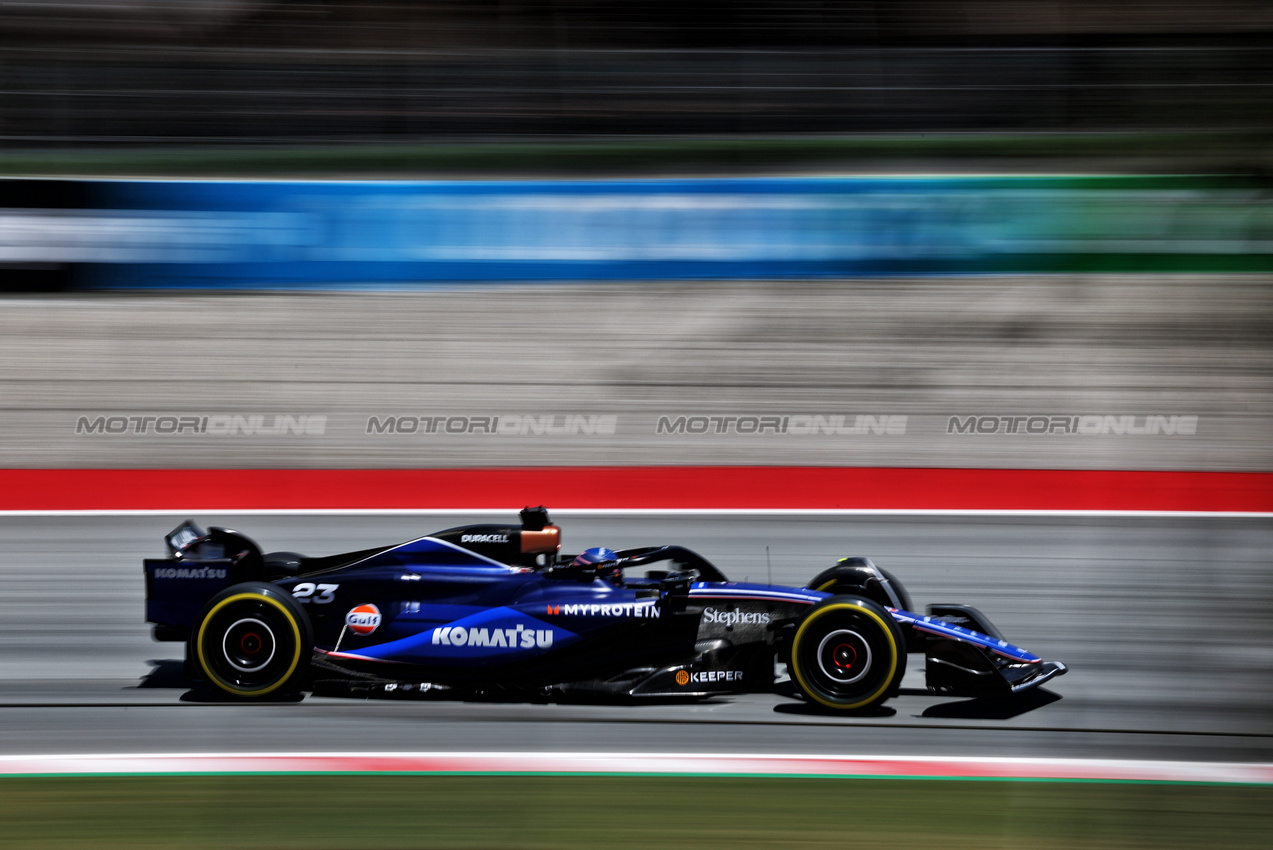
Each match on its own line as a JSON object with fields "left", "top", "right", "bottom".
{"left": 2, "top": 275, "right": 1269, "bottom": 471}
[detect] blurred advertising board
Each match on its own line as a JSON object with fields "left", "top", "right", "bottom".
{"left": 3, "top": 176, "right": 1271, "bottom": 288}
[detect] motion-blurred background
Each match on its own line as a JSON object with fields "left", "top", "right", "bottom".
{"left": 1, "top": 1, "right": 1272, "bottom": 145}
{"left": 1, "top": 4, "right": 1271, "bottom": 847}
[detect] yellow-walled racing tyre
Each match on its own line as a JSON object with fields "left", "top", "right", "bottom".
{"left": 788, "top": 595, "right": 907, "bottom": 712}
{"left": 193, "top": 582, "right": 312, "bottom": 699}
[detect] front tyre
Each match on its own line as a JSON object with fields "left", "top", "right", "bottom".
{"left": 806, "top": 558, "right": 912, "bottom": 611}
{"left": 193, "top": 582, "right": 312, "bottom": 699}
{"left": 788, "top": 595, "right": 906, "bottom": 712}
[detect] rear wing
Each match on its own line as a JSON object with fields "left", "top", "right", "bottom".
{"left": 144, "top": 558, "right": 236, "bottom": 639}
{"left": 144, "top": 520, "right": 264, "bottom": 639}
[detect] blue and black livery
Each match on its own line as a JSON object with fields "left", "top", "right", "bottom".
{"left": 143, "top": 507, "right": 1066, "bottom": 710}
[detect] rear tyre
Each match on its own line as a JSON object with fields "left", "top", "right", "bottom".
{"left": 788, "top": 595, "right": 906, "bottom": 711}
{"left": 193, "top": 582, "right": 311, "bottom": 699}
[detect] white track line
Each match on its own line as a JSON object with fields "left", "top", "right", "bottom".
{"left": 1, "top": 752, "right": 1269, "bottom": 784}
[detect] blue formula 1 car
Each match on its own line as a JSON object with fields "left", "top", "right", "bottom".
{"left": 144, "top": 507, "right": 1066, "bottom": 711}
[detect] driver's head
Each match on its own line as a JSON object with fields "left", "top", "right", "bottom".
{"left": 571, "top": 547, "right": 617, "bottom": 568}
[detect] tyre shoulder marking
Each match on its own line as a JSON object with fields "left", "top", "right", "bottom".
{"left": 196, "top": 592, "right": 303, "bottom": 698}
{"left": 791, "top": 601, "right": 898, "bottom": 711}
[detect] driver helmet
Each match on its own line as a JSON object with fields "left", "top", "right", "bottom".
{"left": 571, "top": 546, "right": 617, "bottom": 568}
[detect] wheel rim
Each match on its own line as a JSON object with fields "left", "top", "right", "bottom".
{"left": 816, "top": 629, "right": 872, "bottom": 685}
{"left": 222, "top": 618, "right": 278, "bottom": 673}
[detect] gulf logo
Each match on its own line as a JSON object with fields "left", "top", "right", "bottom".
{"left": 346, "top": 603, "right": 382, "bottom": 636}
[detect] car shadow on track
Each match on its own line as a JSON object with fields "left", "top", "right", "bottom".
{"left": 770, "top": 682, "right": 899, "bottom": 718}
{"left": 136, "top": 658, "right": 740, "bottom": 707}
{"left": 134, "top": 659, "right": 187, "bottom": 689}
{"left": 135, "top": 658, "right": 1059, "bottom": 716}
{"left": 919, "top": 688, "right": 1063, "bottom": 720}
{"left": 769, "top": 680, "right": 1062, "bottom": 720}
{"left": 772, "top": 702, "right": 899, "bottom": 719}
{"left": 134, "top": 659, "right": 304, "bottom": 703}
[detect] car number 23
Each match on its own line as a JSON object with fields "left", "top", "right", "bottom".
{"left": 292, "top": 582, "right": 339, "bottom": 604}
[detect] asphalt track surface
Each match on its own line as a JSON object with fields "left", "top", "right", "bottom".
{"left": 1, "top": 513, "right": 1270, "bottom": 765}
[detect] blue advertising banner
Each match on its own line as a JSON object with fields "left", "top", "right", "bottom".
{"left": 4, "top": 176, "right": 1270, "bottom": 288}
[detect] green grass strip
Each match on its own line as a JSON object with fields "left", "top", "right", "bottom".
{"left": 0, "top": 132, "right": 1268, "bottom": 178}
{"left": 1, "top": 775, "right": 1269, "bottom": 848}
